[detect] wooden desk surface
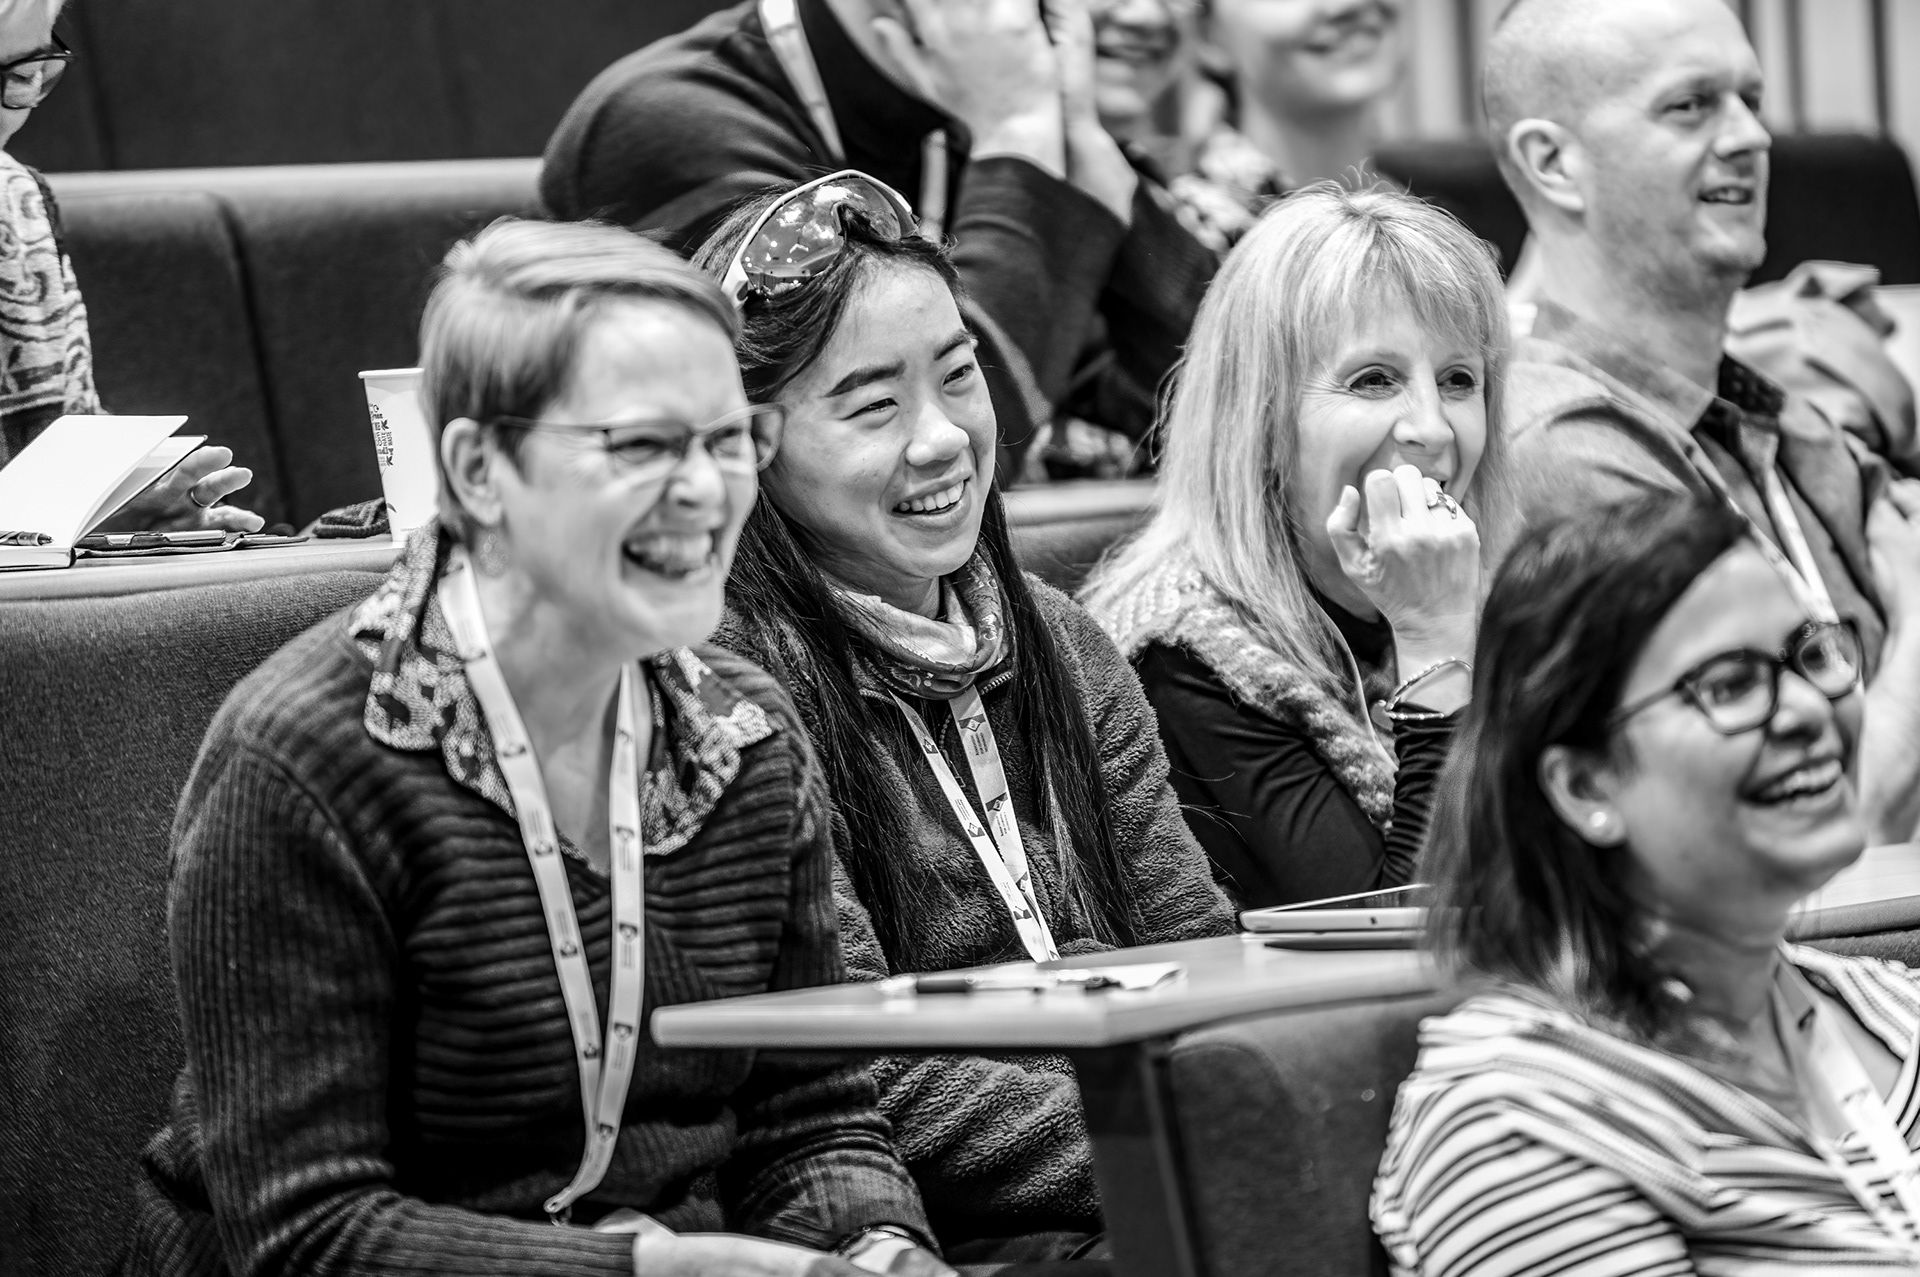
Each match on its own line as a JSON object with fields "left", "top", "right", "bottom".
{"left": 0, "top": 537, "right": 401, "bottom": 599}
{"left": 652, "top": 934, "right": 1438, "bottom": 1051}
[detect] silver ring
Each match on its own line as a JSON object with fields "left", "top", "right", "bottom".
{"left": 189, "top": 487, "right": 217, "bottom": 509}
{"left": 1428, "top": 491, "right": 1462, "bottom": 518}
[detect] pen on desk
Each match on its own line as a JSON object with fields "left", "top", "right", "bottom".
{"left": 0, "top": 530, "right": 52, "bottom": 546}
{"left": 883, "top": 971, "right": 1122, "bottom": 996}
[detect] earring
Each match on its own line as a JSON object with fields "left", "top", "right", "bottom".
{"left": 474, "top": 527, "right": 510, "bottom": 577}
{"left": 1588, "top": 811, "right": 1617, "bottom": 843}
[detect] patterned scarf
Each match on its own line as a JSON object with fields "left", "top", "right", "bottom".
{"left": 0, "top": 153, "right": 99, "bottom": 463}
{"left": 828, "top": 552, "right": 1010, "bottom": 700}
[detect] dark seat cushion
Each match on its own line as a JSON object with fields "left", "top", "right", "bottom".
{"left": 1164, "top": 988, "right": 1461, "bottom": 1277}
{"left": 53, "top": 188, "right": 284, "bottom": 520}
{"left": 0, "top": 569, "right": 384, "bottom": 1277}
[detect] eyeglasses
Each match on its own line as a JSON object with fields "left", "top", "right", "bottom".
{"left": 0, "top": 34, "right": 71, "bottom": 111}
{"left": 491, "top": 403, "right": 785, "bottom": 481}
{"left": 719, "top": 170, "right": 917, "bottom": 307}
{"left": 1608, "top": 618, "right": 1864, "bottom": 736}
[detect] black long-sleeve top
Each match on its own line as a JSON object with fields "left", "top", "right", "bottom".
{"left": 1132, "top": 597, "right": 1455, "bottom": 909}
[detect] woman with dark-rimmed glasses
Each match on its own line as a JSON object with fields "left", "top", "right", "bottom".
{"left": 0, "top": 0, "right": 263, "bottom": 531}
{"left": 1373, "top": 490, "right": 1920, "bottom": 1275}
{"left": 119, "top": 218, "right": 959, "bottom": 1277}
{"left": 695, "top": 172, "right": 1233, "bottom": 1263}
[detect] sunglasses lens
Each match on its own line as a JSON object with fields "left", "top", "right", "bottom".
{"left": 1796, "top": 623, "right": 1862, "bottom": 697}
{"left": 740, "top": 177, "right": 912, "bottom": 297}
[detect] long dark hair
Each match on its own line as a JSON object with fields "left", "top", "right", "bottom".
{"left": 694, "top": 188, "right": 1141, "bottom": 971}
{"left": 1423, "top": 492, "right": 1748, "bottom": 1039}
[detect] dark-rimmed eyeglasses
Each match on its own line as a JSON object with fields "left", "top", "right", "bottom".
{"left": 490, "top": 403, "right": 785, "bottom": 481}
{"left": 1608, "top": 618, "right": 1864, "bottom": 737}
{"left": 1, "top": 34, "right": 71, "bottom": 111}
{"left": 719, "top": 169, "right": 917, "bottom": 307}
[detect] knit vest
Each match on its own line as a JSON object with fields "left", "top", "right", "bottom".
{"left": 1089, "top": 552, "right": 1396, "bottom": 831}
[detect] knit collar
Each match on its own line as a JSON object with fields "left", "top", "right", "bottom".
{"left": 829, "top": 551, "right": 1011, "bottom": 700}
{"left": 344, "top": 523, "right": 774, "bottom": 861}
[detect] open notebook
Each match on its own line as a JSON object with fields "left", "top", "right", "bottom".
{"left": 0, "top": 415, "right": 201, "bottom": 569}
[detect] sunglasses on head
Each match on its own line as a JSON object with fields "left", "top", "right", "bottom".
{"left": 719, "top": 170, "right": 919, "bottom": 308}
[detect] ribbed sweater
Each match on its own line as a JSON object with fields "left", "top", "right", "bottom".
{"left": 716, "top": 576, "right": 1235, "bottom": 1246}
{"left": 119, "top": 545, "right": 927, "bottom": 1276}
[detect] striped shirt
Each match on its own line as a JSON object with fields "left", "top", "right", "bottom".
{"left": 1373, "top": 946, "right": 1920, "bottom": 1275}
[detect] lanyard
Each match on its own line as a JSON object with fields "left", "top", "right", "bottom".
{"left": 438, "top": 548, "right": 651, "bottom": 1225}
{"left": 886, "top": 685, "right": 1058, "bottom": 962}
{"left": 1687, "top": 426, "right": 1840, "bottom": 623}
{"left": 759, "top": 0, "right": 948, "bottom": 240}
{"left": 1774, "top": 964, "right": 1920, "bottom": 1260}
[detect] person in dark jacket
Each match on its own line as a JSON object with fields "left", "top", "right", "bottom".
{"left": 694, "top": 173, "right": 1234, "bottom": 1261}
{"left": 118, "top": 219, "right": 949, "bottom": 1277}
{"left": 541, "top": 0, "right": 1217, "bottom": 480}
{"left": 1082, "top": 185, "right": 1510, "bottom": 908}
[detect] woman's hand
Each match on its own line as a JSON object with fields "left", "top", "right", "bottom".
{"left": 871, "top": 0, "right": 1066, "bottom": 176}
{"left": 1043, "top": 0, "right": 1139, "bottom": 222}
{"left": 630, "top": 1226, "right": 869, "bottom": 1277}
{"left": 96, "top": 445, "right": 266, "bottom": 534}
{"left": 1328, "top": 465, "right": 1479, "bottom": 709}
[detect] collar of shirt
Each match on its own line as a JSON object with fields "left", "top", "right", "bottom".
{"left": 344, "top": 525, "right": 774, "bottom": 860}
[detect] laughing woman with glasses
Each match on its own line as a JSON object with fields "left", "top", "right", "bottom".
{"left": 694, "top": 173, "right": 1233, "bottom": 1263}
{"left": 1373, "top": 490, "right": 1920, "bottom": 1275}
{"left": 120, "top": 219, "right": 956, "bottom": 1277}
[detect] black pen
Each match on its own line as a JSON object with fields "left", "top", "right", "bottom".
{"left": 881, "top": 970, "right": 1122, "bottom": 996}
{"left": 0, "top": 530, "right": 53, "bottom": 546}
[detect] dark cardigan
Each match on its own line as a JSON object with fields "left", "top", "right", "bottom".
{"left": 715, "top": 576, "right": 1235, "bottom": 1247}
{"left": 539, "top": 0, "right": 1217, "bottom": 476}
{"left": 119, "top": 542, "right": 928, "bottom": 1276}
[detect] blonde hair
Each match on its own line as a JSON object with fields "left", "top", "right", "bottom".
{"left": 1081, "top": 183, "right": 1511, "bottom": 699}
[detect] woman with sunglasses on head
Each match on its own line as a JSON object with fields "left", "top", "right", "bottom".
{"left": 694, "top": 173, "right": 1234, "bottom": 1262}
{"left": 1373, "top": 490, "right": 1920, "bottom": 1275}
{"left": 120, "top": 219, "right": 956, "bottom": 1277}
{"left": 0, "top": 0, "right": 262, "bottom": 531}
{"left": 1082, "top": 185, "right": 1507, "bottom": 909}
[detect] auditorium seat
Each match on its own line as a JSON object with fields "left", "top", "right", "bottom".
{"left": 1163, "top": 988, "right": 1463, "bottom": 1277}
{"left": 0, "top": 567, "right": 390, "bottom": 1277}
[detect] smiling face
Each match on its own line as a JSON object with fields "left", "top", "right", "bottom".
{"left": 1092, "top": 0, "right": 1198, "bottom": 140}
{"left": 1571, "top": 0, "right": 1769, "bottom": 297}
{"left": 490, "top": 298, "right": 754, "bottom": 659}
{"left": 1289, "top": 290, "right": 1487, "bottom": 610}
{"left": 1210, "top": 0, "right": 1403, "bottom": 120}
{"left": 1600, "top": 543, "right": 1864, "bottom": 918}
{"left": 764, "top": 263, "right": 994, "bottom": 615}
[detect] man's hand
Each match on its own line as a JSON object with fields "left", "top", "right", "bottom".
{"left": 870, "top": 0, "right": 1067, "bottom": 175}
{"left": 97, "top": 444, "right": 265, "bottom": 534}
{"left": 1043, "top": 0, "right": 1139, "bottom": 221}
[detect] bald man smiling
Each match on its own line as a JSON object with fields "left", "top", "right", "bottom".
{"left": 1486, "top": 0, "right": 1920, "bottom": 846}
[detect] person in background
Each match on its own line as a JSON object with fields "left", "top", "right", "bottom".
{"left": 118, "top": 219, "right": 952, "bottom": 1277}
{"left": 1483, "top": 0, "right": 1920, "bottom": 845}
{"left": 541, "top": 0, "right": 1216, "bottom": 480}
{"left": 695, "top": 172, "right": 1233, "bottom": 1261}
{"left": 1376, "top": 491, "right": 1920, "bottom": 1273}
{"left": 1082, "top": 185, "right": 1506, "bottom": 908}
{"left": 1174, "top": 0, "right": 1405, "bottom": 242}
{"left": 0, "top": 0, "right": 259, "bottom": 531}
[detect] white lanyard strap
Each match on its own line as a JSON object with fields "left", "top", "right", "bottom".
{"left": 758, "top": 0, "right": 948, "bottom": 239}
{"left": 438, "top": 549, "right": 650, "bottom": 1224}
{"left": 886, "top": 685, "right": 1058, "bottom": 962}
{"left": 1688, "top": 423, "right": 1839, "bottom": 622}
{"left": 1776, "top": 965, "right": 1920, "bottom": 1259}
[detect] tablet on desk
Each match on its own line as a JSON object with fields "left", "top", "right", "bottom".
{"left": 1240, "top": 884, "right": 1430, "bottom": 938}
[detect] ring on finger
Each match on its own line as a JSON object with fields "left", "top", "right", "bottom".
{"left": 188, "top": 487, "right": 217, "bottom": 509}
{"left": 1427, "top": 491, "right": 1463, "bottom": 518}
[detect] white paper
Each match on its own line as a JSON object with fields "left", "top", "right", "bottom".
{"left": 0, "top": 414, "right": 191, "bottom": 545}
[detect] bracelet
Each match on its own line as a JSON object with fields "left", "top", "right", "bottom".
{"left": 1387, "top": 657, "right": 1471, "bottom": 712}
{"left": 836, "top": 1224, "right": 925, "bottom": 1271}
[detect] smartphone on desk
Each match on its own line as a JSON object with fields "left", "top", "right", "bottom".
{"left": 1239, "top": 883, "right": 1430, "bottom": 940}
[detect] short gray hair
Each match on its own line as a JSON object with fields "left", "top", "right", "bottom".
{"left": 418, "top": 217, "right": 737, "bottom": 534}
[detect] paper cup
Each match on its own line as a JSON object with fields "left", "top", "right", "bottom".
{"left": 359, "top": 368, "right": 440, "bottom": 537}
